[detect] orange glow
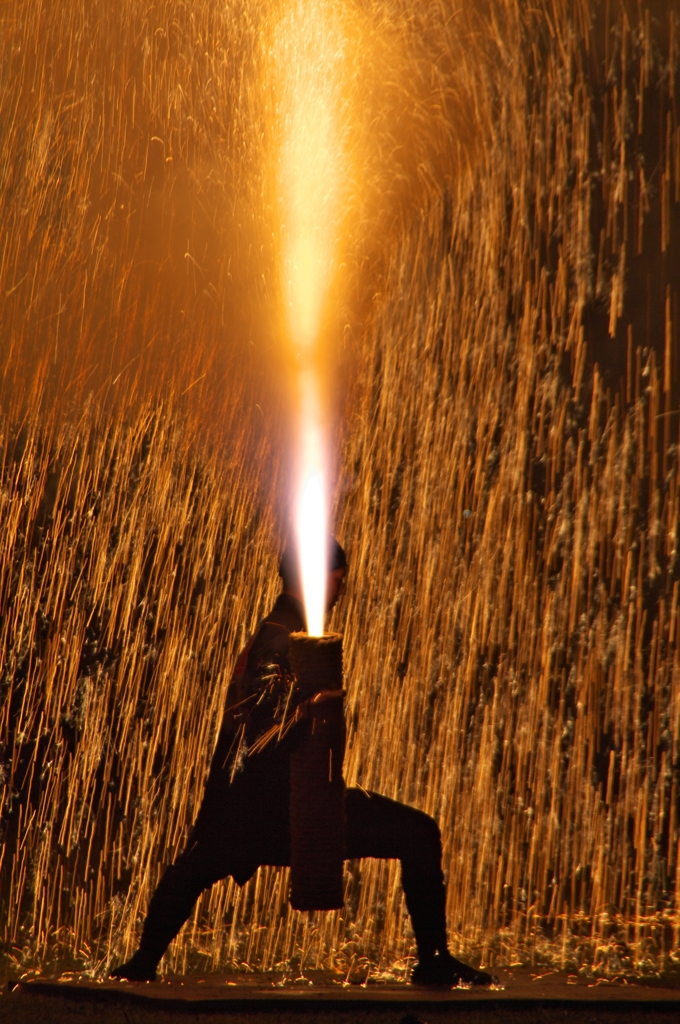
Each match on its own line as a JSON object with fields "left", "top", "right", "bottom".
{"left": 269, "top": 0, "right": 351, "bottom": 635}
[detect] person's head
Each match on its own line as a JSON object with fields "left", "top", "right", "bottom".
{"left": 279, "top": 536, "right": 348, "bottom": 611}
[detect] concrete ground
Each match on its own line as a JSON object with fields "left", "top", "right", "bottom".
{"left": 2, "top": 993, "right": 680, "bottom": 1024}
{"left": 2, "top": 969, "right": 680, "bottom": 1024}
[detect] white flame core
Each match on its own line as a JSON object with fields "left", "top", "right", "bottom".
{"left": 297, "top": 472, "right": 325, "bottom": 633}
{"left": 296, "top": 369, "right": 327, "bottom": 636}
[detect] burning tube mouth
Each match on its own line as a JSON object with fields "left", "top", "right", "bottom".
{"left": 289, "top": 631, "right": 346, "bottom": 911}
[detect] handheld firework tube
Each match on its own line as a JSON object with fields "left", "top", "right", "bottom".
{"left": 288, "top": 632, "right": 345, "bottom": 911}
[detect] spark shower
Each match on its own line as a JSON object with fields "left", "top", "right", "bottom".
{"left": 0, "top": 0, "right": 679, "bottom": 985}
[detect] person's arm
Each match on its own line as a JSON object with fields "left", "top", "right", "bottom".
{"left": 244, "top": 623, "right": 347, "bottom": 756}
{"left": 241, "top": 623, "right": 305, "bottom": 751}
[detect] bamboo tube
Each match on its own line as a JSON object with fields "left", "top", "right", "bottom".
{"left": 288, "top": 632, "right": 346, "bottom": 911}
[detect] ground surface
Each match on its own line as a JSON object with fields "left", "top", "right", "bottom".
{"left": 3, "top": 968, "right": 680, "bottom": 1024}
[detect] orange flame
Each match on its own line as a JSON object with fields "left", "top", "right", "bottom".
{"left": 270, "top": 0, "right": 350, "bottom": 635}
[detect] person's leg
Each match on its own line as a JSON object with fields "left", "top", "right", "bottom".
{"left": 345, "top": 788, "right": 492, "bottom": 985}
{"left": 111, "top": 840, "right": 226, "bottom": 980}
{"left": 345, "top": 789, "right": 447, "bottom": 957}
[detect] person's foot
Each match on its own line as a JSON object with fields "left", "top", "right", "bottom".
{"left": 411, "top": 951, "right": 494, "bottom": 987}
{"left": 110, "top": 952, "right": 157, "bottom": 982}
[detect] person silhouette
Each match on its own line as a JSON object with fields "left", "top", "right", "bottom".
{"left": 111, "top": 538, "right": 492, "bottom": 987}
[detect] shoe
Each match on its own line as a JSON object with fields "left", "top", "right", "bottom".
{"left": 411, "top": 952, "right": 494, "bottom": 987}
{"left": 110, "top": 952, "right": 157, "bottom": 982}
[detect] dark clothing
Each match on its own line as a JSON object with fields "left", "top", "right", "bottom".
{"left": 134, "top": 593, "right": 449, "bottom": 967}
{"left": 138, "top": 788, "right": 447, "bottom": 965}
{"left": 190, "top": 592, "right": 308, "bottom": 883}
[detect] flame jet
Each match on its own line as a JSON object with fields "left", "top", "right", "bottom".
{"left": 270, "top": 0, "right": 351, "bottom": 636}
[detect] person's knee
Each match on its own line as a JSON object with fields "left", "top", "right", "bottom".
{"left": 417, "top": 810, "right": 442, "bottom": 854}
{"left": 401, "top": 807, "right": 442, "bottom": 867}
{"left": 154, "top": 847, "right": 215, "bottom": 899}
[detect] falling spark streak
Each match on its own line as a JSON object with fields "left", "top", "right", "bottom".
{"left": 272, "top": 1, "right": 348, "bottom": 635}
